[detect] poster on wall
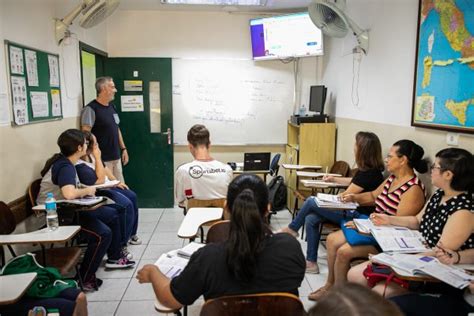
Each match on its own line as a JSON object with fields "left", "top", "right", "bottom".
{"left": 411, "top": 0, "right": 474, "bottom": 133}
{"left": 11, "top": 76, "right": 29, "bottom": 125}
{"left": 9, "top": 46, "right": 24, "bottom": 75}
{"left": 121, "top": 95, "right": 144, "bottom": 112}
{"left": 48, "top": 55, "right": 60, "bottom": 87}
{"left": 25, "top": 49, "right": 39, "bottom": 87}
{"left": 51, "top": 89, "right": 62, "bottom": 117}
{"left": 30, "top": 91, "right": 49, "bottom": 118}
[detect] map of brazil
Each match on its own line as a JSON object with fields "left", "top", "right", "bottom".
{"left": 413, "top": 0, "right": 474, "bottom": 132}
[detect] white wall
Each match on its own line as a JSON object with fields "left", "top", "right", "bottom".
{"left": 0, "top": 0, "right": 107, "bottom": 202}
{"left": 322, "top": 0, "right": 473, "bottom": 176}
{"left": 106, "top": 10, "right": 322, "bottom": 171}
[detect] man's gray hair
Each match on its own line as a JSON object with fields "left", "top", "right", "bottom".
{"left": 95, "top": 76, "right": 113, "bottom": 95}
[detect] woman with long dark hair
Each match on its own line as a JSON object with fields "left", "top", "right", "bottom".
{"left": 136, "top": 174, "right": 305, "bottom": 309}
{"left": 280, "top": 131, "right": 385, "bottom": 274}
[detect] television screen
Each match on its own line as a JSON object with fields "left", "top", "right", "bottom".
{"left": 250, "top": 12, "right": 323, "bottom": 61}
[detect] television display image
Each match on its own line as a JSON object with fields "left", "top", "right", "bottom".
{"left": 250, "top": 12, "right": 323, "bottom": 61}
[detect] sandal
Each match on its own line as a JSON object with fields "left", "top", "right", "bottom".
{"left": 308, "top": 285, "right": 331, "bottom": 301}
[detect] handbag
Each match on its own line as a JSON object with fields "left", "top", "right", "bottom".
{"left": 340, "top": 214, "right": 378, "bottom": 246}
{"left": 1, "top": 253, "right": 77, "bottom": 298}
{"left": 363, "top": 263, "right": 410, "bottom": 297}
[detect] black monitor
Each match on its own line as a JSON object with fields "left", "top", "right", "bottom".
{"left": 309, "top": 85, "right": 327, "bottom": 115}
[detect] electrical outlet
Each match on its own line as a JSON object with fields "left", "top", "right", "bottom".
{"left": 446, "top": 133, "right": 459, "bottom": 146}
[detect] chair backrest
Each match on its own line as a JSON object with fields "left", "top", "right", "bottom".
{"left": 206, "top": 220, "right": 230, "bottom": 243}
{"left": 330, "top": 161, "right": 351, "bottom": 177}
{"left": 269, "top": 153, "right": 281, "bottom": 177}
{"left": 0, "top": 202, "right": 17, "bottom": 235}
{"left": 28, "top": 178, "right": 42, "bottom": 215}
{"left": 200, "top": 292, "right": 306, "bottom": 316}
{"left": 349, "top": 167, "right": 359, "bottom": 178}
{"left": 187, "top": 198, "right": 226, "bottom": 209}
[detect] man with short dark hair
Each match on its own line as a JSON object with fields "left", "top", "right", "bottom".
{"left": 175, "top": 124, "right": 233, "bottom": 205}
{"left": 81, "top": 76, "right": 128, "bottom": 183}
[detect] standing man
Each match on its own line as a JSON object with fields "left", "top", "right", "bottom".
{"left": 175, "top": 124, "right": 233, "bottom": 206}
{"left": 81, "top": 77, "right": 128, "bottom": 183}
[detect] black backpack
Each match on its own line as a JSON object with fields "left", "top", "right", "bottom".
{"left": 268, "top": 175, "right": 287, "bottom": 212}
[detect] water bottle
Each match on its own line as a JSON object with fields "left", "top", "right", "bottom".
{"left": 45, "top": 192, "right": 59, "bottom": 231}
{"left": 299, "top": 104, "right": 306, "bottom": 117}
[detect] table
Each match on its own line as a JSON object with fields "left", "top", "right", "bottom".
{"left": 0, "top": 226, "right": 81, "bottom": 266}
{"left": 177, "top": 208, "right": 223, "bottom": 241}
{"left": 296, "top": 171, "right": 342, "bottom": 178}
{"left": 233, "top": 169, "right": 271, "bottom": 183}
{"left": 0, "top": 272, "right": 37, "bottom": 305}
{"left": 281, "top": 164, "right": 322, "bottom": 171}
{"left": 300, "top": 179, "right": 349, "bottom": 196}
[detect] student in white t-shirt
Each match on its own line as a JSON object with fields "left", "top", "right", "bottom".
{"left": 175, "top": 124, "right": 233, "bottom": 205}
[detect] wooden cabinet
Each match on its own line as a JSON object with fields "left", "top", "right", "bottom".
{"left": 285, "top": 122, "right": 336, "bottom": 209}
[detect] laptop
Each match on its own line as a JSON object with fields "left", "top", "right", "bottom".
{"left": 243, "top": 153, "right": 271, "bottom": 171}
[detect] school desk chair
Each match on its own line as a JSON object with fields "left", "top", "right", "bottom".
{"left": 200, "top": 292, "right": 306, "bottom": 316}
{"left": 206, "top": 220, "right": 230, "bottom": 244}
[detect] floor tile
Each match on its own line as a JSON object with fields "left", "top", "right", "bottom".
{"left": 115, "top": 300, "right": 159, "bottom": 316}
{"left": 86, "top": 278, "right": 130, "bottom": 302}
{"left": 88, "top": 301, "right": 120, "bottom": 316}
{"left": 137, "top": 221, "right": 159, "bottom": 233}
{"left": 149, "top": 231, "right": 183, "bottom": 245}
{"left": 122, "top": 278, "right": 158, "bottom": 301}
{"left": 141, "top": 244, "right": 183, "bottom": 260}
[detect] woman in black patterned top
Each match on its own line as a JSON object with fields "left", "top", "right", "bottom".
{"left": 348, "top": 147, "right": 474, "bottom": 298}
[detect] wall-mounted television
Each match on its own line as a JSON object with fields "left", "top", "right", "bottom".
{"left": 250, "top": 12, "right": 323, "bottom": 61}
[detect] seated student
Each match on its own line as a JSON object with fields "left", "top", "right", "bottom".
{"left": 76, "top": 131, "right": 141, "bottom": 253}
{"left": 175, "top": 124, "right": 233, "bottom": 206}
{"left": 348, "top": 147, "right": 474, "bottom": 298}
{"left": 390, "top": 247, "right": 474, "bottom": 316}
{"left": 37, "top": 129, "right": 135, "bottom": 291}
{"left": 308, "top": 139, "right": 428, "bottom": 301}
{"left": 308, "top": 283, "right": 403, "bottom": 316}
{"left": 136, "top": 174, "right": 305, "bottom": 309}
{"left": 280, "top": 131, "right": 385, "bottom": 274}
{"left": 0, "top": 288, "right": 87, "bottom": 316}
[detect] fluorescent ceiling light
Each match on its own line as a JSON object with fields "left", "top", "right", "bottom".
{"left": 161, "top": 0, "right": 266, "bottom": 6}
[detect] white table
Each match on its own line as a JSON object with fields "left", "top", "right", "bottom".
{"left": 281, "top": 164, "right": 322, "bottom": 171}
{"left": 0, "top": 226, "right": 80, "bottom": 245}
{"left": 300, "top": 179, "right": 348, "bottom": 189}
{"left": 177, "top": 208, "right": 223, "bottom": 240}
{"left": 0, "top": 272, "right": 37, "bottom": 305}
{"left": 296, "top": 171, "right": 342, "bottom": 178}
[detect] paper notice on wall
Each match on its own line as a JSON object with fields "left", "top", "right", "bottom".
{"left": 51, "top": 89, "right": 62, "bottom": 116}
{"left": 11, "top": 76, "right": 28, "bottom": 125}
{"left": 25, "top": 49, "right": 39, "bottom": 86}
{"left": 0, "top": 93, "right": 10, "bottom": 126}
{"left": 48, "top": 55, "right": 60, "bottom": 87}
{"left": 30, "top": 91, "right": 49, "bottom": 118}
{"left": 10, "top": 46, "right": 24, "bottom": 75}
{"left": 121, "top": 95, "right": 144, "bottom": 112}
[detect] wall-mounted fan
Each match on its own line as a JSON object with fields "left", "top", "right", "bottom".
{"left": 55, "top": 0, "right": 120, "bottom": 44}
{"left": 308, "top": 0, "right": 369, "bottom": 54}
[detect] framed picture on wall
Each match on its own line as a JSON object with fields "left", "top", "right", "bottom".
{"left": 411, "top": 0, "right": 474, "bottom": 134}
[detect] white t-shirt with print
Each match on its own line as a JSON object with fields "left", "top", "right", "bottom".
{"left": 175, "top": 159, "right": 233, "bottom": 204}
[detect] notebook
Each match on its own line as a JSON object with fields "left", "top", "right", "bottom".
{"left": 243, "top": 152, "right": 271, "bottom": 171}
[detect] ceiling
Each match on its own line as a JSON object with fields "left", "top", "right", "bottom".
{"left": 117, "top": 0, "right": 312, "bottom": 13}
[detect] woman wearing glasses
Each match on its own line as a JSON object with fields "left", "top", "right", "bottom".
{"left": 308, "top": 139, "right": 428, "bottom": 301}
{"left": 347, "top": 147, "right": 474, "bottom": 300}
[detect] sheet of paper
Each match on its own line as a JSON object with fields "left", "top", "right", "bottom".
{"left": 121, "top": 95, "right": 144, "bottom": 112}
{"left": 10, "top": 46, "right": 24, "bottom": 75}
{"left": 0, "top": 93, "right": 10, "bottom": 126}
{"left": 51, "top": 89, "right": 61, "bottom": 116}
{"left": 48, "top": 55, "right": 60, "bottom": 87}
{"left": 30, "top": 91, "right": 49, "bottom": 118}
{"left": 25, "top": 49, "right": 39, "bottom": 86}
{"left": 11, "top": 76, "right": 28, "bottom": 125}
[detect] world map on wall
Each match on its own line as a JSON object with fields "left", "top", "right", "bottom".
{"left": 412, "top": 0, "right": 474, "bottom": 133}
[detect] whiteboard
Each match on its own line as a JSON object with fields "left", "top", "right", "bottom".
{"left": 172, "top": 59, "right": 294, "bottom": 145}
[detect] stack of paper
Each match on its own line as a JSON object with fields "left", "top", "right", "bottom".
{"left": 371, "top": 253, "right": 474, "bottom": 289}
{"left": 177, "top": 242, "right": 206, "bottom": 258}
{"left": 57, "top": 196, "right": 105, "bottom": 206}
{"left": 314, "top": 193, "right": 359, "bottom": 209}
{"left": 155, "top": 250, "right": 189, "bottom": 279}
{"left": 90, "top": 180, "right": 120, "bottom": 189}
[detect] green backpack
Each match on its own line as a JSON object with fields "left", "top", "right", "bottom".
{"left": 1, "top": 253, "right": 77, "bottom": 298}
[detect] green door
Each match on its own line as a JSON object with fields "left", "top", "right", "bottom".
{"left": 103, "top": 58, "right": 174, "bottom": 207}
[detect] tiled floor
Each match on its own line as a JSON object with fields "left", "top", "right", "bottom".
{"left": 87, "top": 207, "right": 327, "bottom": 315}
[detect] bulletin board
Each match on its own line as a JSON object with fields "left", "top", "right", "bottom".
{"left": 5, "top": 40, "right": 63, "bottom": 125}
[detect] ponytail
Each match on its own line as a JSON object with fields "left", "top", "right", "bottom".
{"left": 40, "top": 153, "right": 62, "bottom": 177}
{"left": 226, "top": 189, "right": 266, "bottom": 282}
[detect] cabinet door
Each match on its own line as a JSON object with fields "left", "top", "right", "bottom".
{"left": 299, "top": 123, "right": 336, "bottom": 170}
